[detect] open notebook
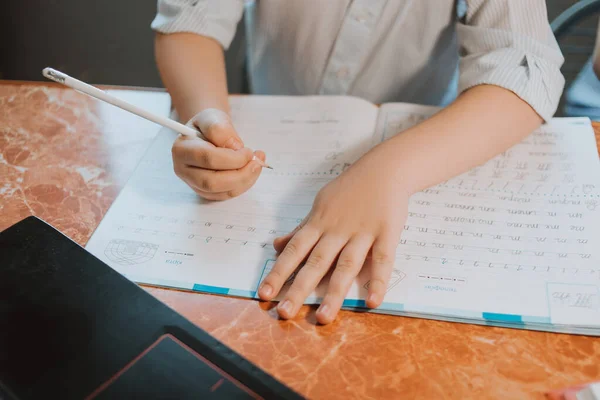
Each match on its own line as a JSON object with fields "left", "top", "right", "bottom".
{"left": 86, "top": 96, "right": 600, "bottom": 335}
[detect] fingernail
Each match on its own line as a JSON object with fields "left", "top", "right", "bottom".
{"left": 317, "top": 303, "right": 330, "bottom": 318}
{"left": 260, "top": 283, "right": 272, "bottom": 297}
{"left": 278, "top": 300, "right": 293, "bottom": 315}
{"left": 368, "top": 293, "right": 378, "bottom": 306}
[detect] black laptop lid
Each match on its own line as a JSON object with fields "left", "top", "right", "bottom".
{"left": 0, "top": 217, "right": 302, "bottom": 400}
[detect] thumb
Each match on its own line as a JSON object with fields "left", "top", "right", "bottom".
{"left": 188, "top": 108, "right": 244, "bottom": 150}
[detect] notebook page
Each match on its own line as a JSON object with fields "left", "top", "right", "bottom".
{"left": 101, "top": 90, "right": 172, "bottom": 146}
{"left": 86, "top": 96, "right": 378, "bottom": 297}
{"left": 341, "top": 103, "right": 600, "bottom": 329}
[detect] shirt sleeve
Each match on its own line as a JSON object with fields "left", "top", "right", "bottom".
{"left": 457, "top": 0, "right": 565, "bottom": 121}
{"left": 151, "top": 0, "right": 245, "bottom": 50}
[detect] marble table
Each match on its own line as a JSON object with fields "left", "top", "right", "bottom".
{"left": 1, "top": 81, "right": 599, "bottom": 400}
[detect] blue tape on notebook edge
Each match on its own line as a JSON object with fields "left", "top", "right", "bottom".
{"left": 342, "top": 299, "right": 366, "bottom": 307}
{"left": 482, "top": 312, "right": 523, "bottom": 323}
{"left": 192, "top": 283, "right": 230, "bottom": 295}
{"left": 133, "top": 274, "right": 552, "bottom": 325}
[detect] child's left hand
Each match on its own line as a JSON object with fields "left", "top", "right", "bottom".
{"left": 257, "top": 144, "right": 410, "bottom": 324}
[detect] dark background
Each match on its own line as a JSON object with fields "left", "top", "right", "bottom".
{"left": 0, "top": 0, "right": 597, "bottom": 95}
{"left": 0, "top": 0, "right": 248, "bottom": 92}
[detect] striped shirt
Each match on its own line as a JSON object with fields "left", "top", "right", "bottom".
{"left": 152, "top": 0, "right": 565, "bottom": 121}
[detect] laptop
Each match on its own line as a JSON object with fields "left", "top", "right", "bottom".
{"left": 0, "top": 216, "right": 302, "bottom": 400}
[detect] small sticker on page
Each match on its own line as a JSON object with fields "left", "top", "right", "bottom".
{"left": 547, "top": 283, "right": 600, "bottom": 325}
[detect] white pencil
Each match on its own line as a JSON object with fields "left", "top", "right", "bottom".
{"left": 42, "top": 67, "right": 272, "bottom": 169}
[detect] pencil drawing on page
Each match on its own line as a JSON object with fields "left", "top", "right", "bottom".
{"left": 104, "top": 239, "right": 158, "bottom": 266}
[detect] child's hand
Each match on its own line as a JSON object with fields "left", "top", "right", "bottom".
{"left": 257, "top": 145, "right": 410, "bottom": 324}
{"left": 172, "top": 109, "right": 266, "bottom": 200}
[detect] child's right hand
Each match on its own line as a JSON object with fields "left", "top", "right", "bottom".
{"left": 171, "top": 109, "right": 266, "bottom": 201}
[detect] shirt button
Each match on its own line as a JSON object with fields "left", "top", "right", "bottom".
{"left": 352, "top": 9, "right": 371, "bottom": 23}
{"left": 336, "top": 67, "right": 350, "bottom": 79}
{"left": 354, "top": 14, "right": 368, "bottom": 23}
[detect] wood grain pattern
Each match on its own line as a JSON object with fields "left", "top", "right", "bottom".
{"left": 1, "top": 81, "right": 599, "bottom": 400}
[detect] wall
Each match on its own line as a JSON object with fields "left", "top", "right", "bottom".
{"left": 0, "top": 0, "right": 247, "bottom": 92}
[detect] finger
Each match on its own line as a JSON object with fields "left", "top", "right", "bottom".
{"left": 366, "top": 235, "right": 397, "bottom": 308}
{"left": 277, "top": 235, "right": 347, "bottom": 320}
{"left": 254, "top": 150, "right": 266, "bottom": 162}
{"left": 258, "top": 224, "right": 321, "bottom": 301}
{"left": 189, "top": 108, "right": 244, "bottom": 150}
{"left": 273, "top": 216, "right": 309, "bottom": 253}
{"left": 179, "top": 157, "right": 263, "bottom": 195}
{"left": 316, "top": 234, "right": 373, "bottom": 324}
{"left": 224, "top": 152, "right": 265, "bottom": 197}
{"left": 173, "top": 136, "right": 253, "bottom": 170}
{"left": 191, "top": 189, "right": 234, "bottom": 201}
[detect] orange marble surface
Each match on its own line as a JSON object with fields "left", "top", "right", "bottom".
{"left": 1, "top": 81, "right": 599, "bottom": 400}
